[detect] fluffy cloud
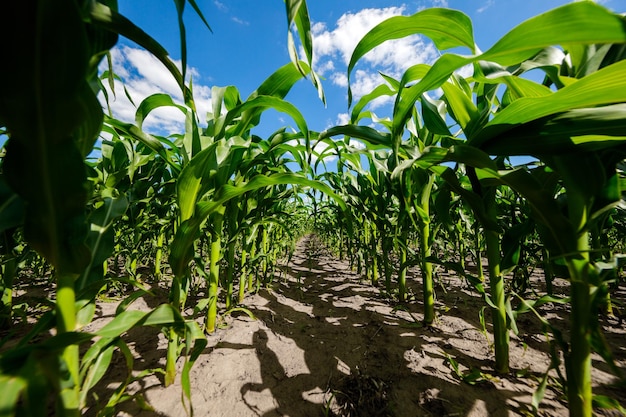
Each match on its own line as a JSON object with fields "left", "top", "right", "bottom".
{"left": 99, "top": 45, "right": 212, "bottom": 135}
{"left": 335, "top": 113, "right": 350, "bottom": 126}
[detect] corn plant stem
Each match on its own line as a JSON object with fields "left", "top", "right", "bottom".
{"left": 0, "top": 257, "right": 15, "bottom": 330}
{"left": 420, "top": 222, "right": 435, "bottom": 325}
{"left": 364, "top": 223, "right": 371, "bottom": 280}
{"left": 166, "top": 271, "right": 189, "bottom": 386}
{"left": 475, "top": 226, "right": 485, "bottom": 281}
{"left": 346, "top": 237, "right": 354, "bottom": 269}
{"left": 420, "top": 174, "right": 435, "bottom": 325}
{"left": 605, "top": 291, "right": 614, "bottom": 316}
{"left": 206, "top": 207, "right": 225, "bottom": 334}
{"left": 247, "top": 243, "right": 256, "bottom": 292}
{"left": 154, "top": 230, "right": 165, "bottom": 280}
{"left": 238, "top": 248, "right": 248, "bottom": 304}
{"left": 225, "top": 239, "right": 236, "bottom": 309}
{"left": 382, "top": 234, "right": 392, "bottom": 292}
{"left": 565, "top": 192, "right": 592, "bottom": 417}
{"left": 338, "top": 229, "right": 344, "bottom": 260}
{"left": 543, "top": 247, "right": 554, "bottom": 295}
{"left": 370, "top": 227, "right": 379, "bottom": 286}
{"left": 398, "top": 228, "right": 408, "bottom": 303}
{"left": 165, "top": 329, "right": 179, "bottom": 387}
{"left": 458, "top": 227, "right": 466, "bottom": 270}
{"left": 261, "top": 227, "right": 268, "bottom": 285}
{"left": 484, "top": 227, "right": 509, "bottom": 374}
{"left": 56, "top": 272, "right": 80, "bottom": 415}
{"left": 356, "top": 246, "right": 363, "bottom": 275}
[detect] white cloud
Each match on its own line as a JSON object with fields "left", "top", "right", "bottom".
{"left": 232, "top": 16, "right": 249, "bottom": 26}
{"left": 456, "top": 64, "right": 474, "bottom": 79}
{"left": 313, "top": 6, "right": 412, "bottom": 67}
{"left": 317, "top": 60, "right": 335, "bottom": 74}
{"left": 330, "top": 72, "right": 348, "bottom": 88}
{"left": 347, "top": 139, "right": 367, "bottom": 151}
{"left": 350, "top": 70, "right": 394, "bottom": 109}
{"left": 430, "top": 0, "right": 449, "bottom": 7}
{"left": 477, "top": 0, "right": 495, "bottom": 13}
{"left": 311, "top": 7, "right": 439, "bottom": 105}
{"left": 417, "top": 1, "right": 449, "bottom": 12}
{"left": 99, "top": 46, "right": 212, "bottom": 135}
{"left": 214, "top": 1, "right": 227, "bottom": 12}
{"left": 336, "top": 113, "right": 350, "bottom": 125}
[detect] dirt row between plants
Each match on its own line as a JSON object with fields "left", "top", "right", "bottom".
{"left": 87, "top": 234, "right": 626, "bottom": 416}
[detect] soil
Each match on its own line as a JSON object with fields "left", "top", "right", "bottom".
{"left": 76, "top": 235, "right": 626, "bottom": 416}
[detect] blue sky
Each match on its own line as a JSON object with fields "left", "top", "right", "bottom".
{"left": 104, "top": 0, "right": 622, "bottom": 159}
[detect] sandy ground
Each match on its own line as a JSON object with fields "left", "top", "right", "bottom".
{"left": 80, "top": 235, "right": 626, "bottom": 416}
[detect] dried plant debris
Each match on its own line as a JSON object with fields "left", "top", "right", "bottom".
{"left": 325, "top": 369, "right": 393, "bottom": 417}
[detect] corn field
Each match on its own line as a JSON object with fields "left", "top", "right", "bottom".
{"left": 0, "top": 1, "right": 625, "bottom": 416}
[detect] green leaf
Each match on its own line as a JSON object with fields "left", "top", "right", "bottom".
{"left": 79, "top": 343, "right": 115, "bottom": 407}
{"left": 351, "top": 83, "right": 396, "bottom": 124}
{"left": 186, "top": 0, "right": 212, "bottom": 32}
{"left": 79, "top": 195, "right": 129, "bottom": 289}
{"left": 420, "top": 94, "right": 452, "bottom": 136}
{"left": 221, "top": 95, "right": 309, "bottom": 143}
{"left": 89, "top": 2, "right": 194, "bottom": 108}
{"left": 480, "top": 2, "right": 626, "bottom": 66}
{"left": 0, "top": 0, "right": 98, "bottom": 274}
{"left": 319, "top": 125, "right": 392, "bottom": 148}
{"left": 249, "top": 61, "right": 309, "bottom": 101}
{"left": 96, "top": 304, "right": 183, "bottom": 339}
{"left": 532, "top": 371, "right": 550, "bottom": 414}
{"left": 0, "top": 374, "right": 26, "bottom": 417}
{"left": 434, "top": 186, "right": 454, "bottom": 231}
{"left": 135, "top": 93, "right": 187, "bottom": 130}
{"left": 285, "top": 0, "right": 325, "bottom": 104}
{"left": 441, "top": 80, "right": 478, "bottom": 132}
{"left": 472, "top": 61, "right": 626, "bottom": 150}
{"left": 105, "top": 116, "right": 181, "bottom": 174}
{"left": 430, "top": 165, "right": 500, "bottom": 232}
{"left": 176, "top": 140, "right": 222, "bottom": 223}
{"left": 498, "top": 168, "right": 575, "bottom": 256}
{"left": 180, "top": 319, "right": 208, "bottom": 414}
{"left": 500, "top": 220, "right": 534, "bottom": 273}
{"left": 0, "top": 177, "right": 23, "bottom": 233}
{"left": 477, "top": 103, "right": 626, "bottom": 156}
{"left": 592, "top": 395, "right": 626, "bottom": 414}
